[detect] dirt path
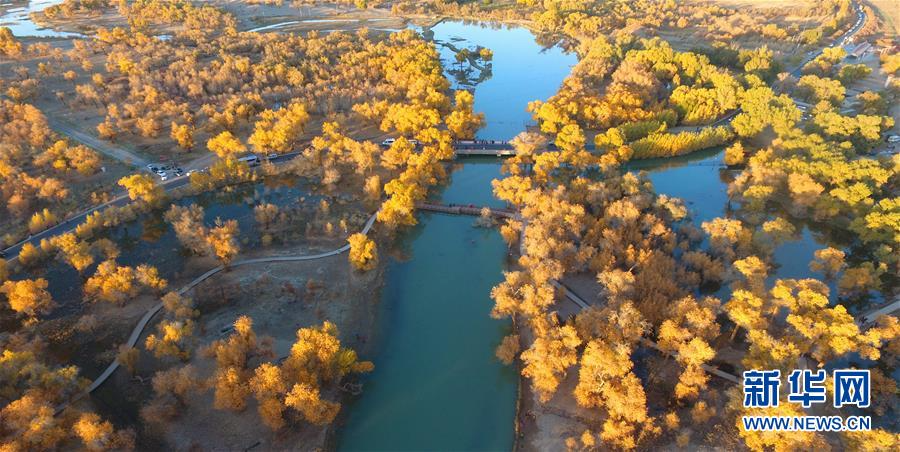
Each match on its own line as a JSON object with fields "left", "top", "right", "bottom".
{"left": 83, "top": 212, "right": 377, "bottom": 395}
{"left": 48, "top": 117, "right": 150, "bottom": 169}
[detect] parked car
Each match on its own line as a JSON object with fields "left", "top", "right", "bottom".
{"left": 147, "top": 164, "right": 161, "bottom": 172}
{"left": 381, "top": 138, "right": 396, "bottom": 146}
{"left": 266, "top": 153, "right": 278, "bottom": 160}
{"left": 238, "top": 155, "right": 261, "bottom": 166}
{"left": 887, "top": 134, "right": 900, "bottom": 143}
{"left": 174, "top": 168, "right": 184, "bottom": 177}
{"left": 160, "top": 173, "right": 169, "bottom": 181}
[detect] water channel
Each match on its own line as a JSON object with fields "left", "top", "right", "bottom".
{"left": 3, "top": 7, "right": 865, "bottom": 449}
{"left": 339, "top": 19, "right": 863, "bottom": 449}
{"left": 337, "top": 21, "right": 578, "bottom": 451}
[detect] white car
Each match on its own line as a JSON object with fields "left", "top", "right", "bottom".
{"left": 887, "top": 135, "right": 900, "bottom": 143}
{"left": 381, "top": 138, "right": 396, "bottom": 146}
{"left": 160, "top": 173, "right": 169, "bottom": 181}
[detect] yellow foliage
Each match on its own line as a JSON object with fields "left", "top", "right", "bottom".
{"left": 284, "top": 383, "right": 340, "bottom": 425}
{"left": 118, "top": 174, "right": 165, "bottom": 205}
{"left": 348, "top": 233, "right": 378, "bottom": 271}
{"left": 1, "top": 278, "right": 54, "bottom": 318}
{"left": 495, "top": 334, "right": 520, "bottom": 365}
{"left": 207, "top": 131, "right": 246, "bottom": 159}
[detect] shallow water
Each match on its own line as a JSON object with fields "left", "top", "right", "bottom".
{"left": 334, "top": 18, "right": 862, "bottom": 450}
{"left": 246, "top": 17, "right": 394, "bottom": 33}
{"left": 429, "top": 20, "right": 576, "bottom": 140}
{"left": 634, "top": 147, "right": 859, "bottom": 308}
{"left": 0, "top": 0, "right": 81, "bottom": 37}
{"left": 3, "top": 9, "right": 884, "bottom": 448}
{"left": 11, "top": 179, "right": 325, "bottom": 321}
{"left": 333, "top": 19, "right": 578, "bottom": 451}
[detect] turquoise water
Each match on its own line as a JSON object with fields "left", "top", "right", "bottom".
{"left": 338, "top": 163, "right": 516, "bottom": 451}
{"left": 336, "top": 21, "right": 574, "bottom": 451}
{"left": 634, "top": 147, "right": 856, "bottom": 307}
{"left": 429, "top": 20, "right": 576, "bottom": 140}
{"left": 4, "top": 11, "right": 877, "bottom": 448}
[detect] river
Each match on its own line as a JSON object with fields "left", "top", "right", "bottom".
{"left": 337, "top": 17, "right": 858, "bottom": 448}
{"left": 336, "top": 21, "right": 577, "bottom": 451}
{"left": 2, "top": 9, "right": 866, "bottom": 450}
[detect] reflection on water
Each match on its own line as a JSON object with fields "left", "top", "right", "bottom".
{"left": 337, "top": 21, "right": 578, "bottom": 450}
{"left": 246, "top": 17, "right": 394, "bottom": 33}
{"left": 636, "top": 147, "right": 875, "bottom": 311}
{"left": 337, "top": 21, "right": 576, "bottom": 446}
{"left": 338, "top": 161, "right": 516, "bottom": 451}
{"left": 634, "top": 147, "right": 728, "bottom": 225}
{"left": 7, "top": 180, "right": 322, "bottom": 323}
{"left": 0, "top": 0, "right": 82, "bottom": 37}
{"left": 428, "top": 20, "right": 576, "bottom": 140}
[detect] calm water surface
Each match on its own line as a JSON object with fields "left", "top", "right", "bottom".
{"left": 336, "top": 20, "right": 575, "bottom": 451}
{"left": 634, "top": 148, "right": 855, "bottom": 307}
{"left": 9, "top": 179, "right": 324, "bottom": 320}
{"left": 0, "top": 0, "right": 81, "bottom": 37}
{"left": 338, "top": 162, "right": 516, "bottom": 451}
{"left": 4, "top": 11, "right": 877, "bottom": 449}
{"left": 429, "top": 20, "right": 576, "bottom": 140}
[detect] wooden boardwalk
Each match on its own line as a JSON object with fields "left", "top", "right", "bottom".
{"left": 57, "top": 213, "right": 380, "bottom": 414}
{"left": 416, "top": 202, "right": 517, "bottom": 219}
{"left": 453, "top": 148, "right": 517, "bottom": 157}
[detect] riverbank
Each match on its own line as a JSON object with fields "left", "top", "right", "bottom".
{"left": 91, "top": 236, "right": 386, "bottom": 449}
{"left": 334, "top": 161, "right": 518, "bottom": 450}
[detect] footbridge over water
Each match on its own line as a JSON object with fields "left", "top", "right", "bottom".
{"left": 451, "top": 140, "right": 597, "bottom": 158}
{"left": 416, "top": 202, "right": 517, "bottom": 219}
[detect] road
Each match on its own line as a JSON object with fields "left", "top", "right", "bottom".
{"left": 6, "top": 1, "right": 874, "bottom": 269}
{"left": 1, "top": 152, "right": 299, "bottom": 264}
{"left": 790, "top": 3, "right": 868, "bottom": 78}
{"left": 22, "top": 0, "right": 890, "bottom": 413}
{"left": 48, "top": 118, "right": 150, "bottom": 169}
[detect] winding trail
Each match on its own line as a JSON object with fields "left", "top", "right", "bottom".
{"left": 30, "top": 0, "right": 887, "bottom": 419}
{"left": 83, "top": 213, "right": 377, "bottom": 395}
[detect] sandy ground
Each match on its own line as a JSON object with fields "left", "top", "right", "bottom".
{"left": 6, "top": 1, "right": 404, "bottom": 173}
{"left": 28, "top": 7, "right": 130, "bottom": 35}
{"left": 218, "top": 1, "right": 405, "bottom": 33}
{"left": 517, "top": 362, "right": 602, "bottom": 452}
{"left": 513, "top": 270, "right": 602, "bottom": 451}
{"left": 87, "top": 235, "right": 384, "bottom": 450}
{"left": 0, "top": 47, "right": 133, "bottom": 241}
{"left": 691, "top": 0, "right": 816, "bottom": 7}
{"left": 513, "top": 268, "right": 747, "bottom": 451}
{"left": 869, "top": 0, "right": 900, "bottom": 36}
{"left": 161, "top": 252, "right": 381, "bottom": 451}
{"left": 843, "top": 51, "right": 899, "bottom": 135}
